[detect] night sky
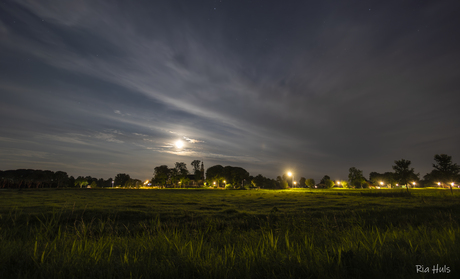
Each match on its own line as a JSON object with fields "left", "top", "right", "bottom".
{"left": 1, "top": 0, "right": 459, "bottom": 182}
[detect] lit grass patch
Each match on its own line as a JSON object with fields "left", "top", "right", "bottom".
{"left": 0, "top": 188, "right": 459, "bottom": 278}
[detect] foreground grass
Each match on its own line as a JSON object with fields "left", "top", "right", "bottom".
{"left": 0, "top": 188, "right": 459, "bottom": 278}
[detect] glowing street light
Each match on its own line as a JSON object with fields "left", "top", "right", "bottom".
{"left": 294, "top": 181, "right": 297, "bottom": 188}
{"left": 412, "top": 182, "right": 416, "bottom": 188}
{"left": 438, "top": 182, "right": 441, "bottom": 187}
{"left": 287, "top": 171, "right": 293, "bottom": 188}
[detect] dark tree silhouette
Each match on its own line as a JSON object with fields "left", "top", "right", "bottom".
{"left": 114, "top": 173, "right": 130, "bottom": 187}
{"left": 153, "top": 165, "right": 170, "bottom": 187}
{"left": 432, "top": 154, "right": 460, "bottom": 194}
{"left": 392, "top": 159, "right": 419, "bottom": 192}
{"left": 348, "top": 167, "right": 365, "bottom": 189}
{"left": 305, "top": 178, "right": 315, "bottom": 188}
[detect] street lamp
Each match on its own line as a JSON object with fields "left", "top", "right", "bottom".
{"left": 438, "top": 182, "right": 441, "bottom": 188}
{"left": 412, "top": 182, "right": 416, "bottom": 188}
{"left": 380, "top": 181, "right": 383, "bottom": 189}
{"left": 112, "top": 180, "right": 114, "bottom": 188}
{"left": 294, "top": 181, "right": 297, "bottom": 188}
{"left": 287, "top": 171, "right": 293, "bottom": 188}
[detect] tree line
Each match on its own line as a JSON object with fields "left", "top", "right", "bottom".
{"left": 1, "top": 154, "right": 458, "bottom": 190}
{"left": 0, "top": 170, "right": 143, "bottom": 189}
{"left": 152, "top": 160, "right": 289, "bottom": 189}
{"left": 275, "top": 154, "right": 459, "bottom": 193}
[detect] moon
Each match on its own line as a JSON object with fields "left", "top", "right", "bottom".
{"left": 175, "top": 140, "right": 184, "bottom": 149}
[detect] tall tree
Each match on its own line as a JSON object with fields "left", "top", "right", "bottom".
{"left": 68, "top": 176, "right": 75, "bottom": 188}
{"left": 392, "top": 159, "right": 419, "bottom": 192}
{"left": 252, "top": 174, "right": 265, "bottom": 188}
{"left": 153, "top": 165, "right": 170, "bottom": 187}
{"left": 276, "top": 176, "right": 282, "bottom": 184}
{"left": 369, "top": 172, "right": 395, "bottom": 188}
{"left": 125, "top": 178, "right": 142, "bottom": 188}
{"left": 114, "top": 173, "right": 130, "bottom": 187}
{"left": 299, "top": 177, "right": 306, "bottom": 188}
{"left": 53, "top": 171, "right": 68, "bottom": 188}
{"left": 319, "top": 175, "right": 334, "bottom": 188}
{"left": 191, "top": 160, "right": 202, "bottom": 182}
{"left": 85, "top": 176, "right": 96, "bottom": 186}
{"left": 276, "top": 175, "right": 289, "bottom": 189}
{"left": 75, "top": 176, "right": 88, "bottom": 188}
{"left": 175, "top": 162, "right": 189, "bottom": 176}
{"left": 105, "top": 178, "right": 113, "bottom": 188}
{"left": 223, "top": 166, "right": 249, "bottom": 187}
{"left": 169, "top": 167, "right": 179, "bottom": 186}
{"left": 191, "top": 160, "right": 201, "bottom": 173}
{"left": 167, "top": 162, "right": 186, "bottom": 187}
{"left": 280, "top": 179, "right": 288, "bottom": 189}
{"left": 432, "top": 154, "right": 460, "bottom": 194}
{"left": 97, "top": 178, "right": 104, "bottom": 188}
{"left": 369, "top": 172, "right": 383, "bottom": 186}
{"left": 383, "top": 172, "right": 397, "bottom": 188}
{"left": 348, "top": 167, "right": 365, "bottom": 189}
{"left": 305, "top": 178, "right": 315, "bottom": 188}
{"left": 206, "top": 165, "right": 224, "bottom": 186}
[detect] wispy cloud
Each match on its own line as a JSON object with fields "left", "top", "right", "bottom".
{"left": 0, "top": 148, "right": 51, "bottom": 159}
{"left": 1, "top": 0, "right": 459, "bottom": 180}
{"left": 184, "top": 137, "right": 204, "bottom": 144}
{"left": 93, "top": 132, "right": 124, "bottom": 144}
{"left": 35, "top": 134, "right": 92, "bottom": 146}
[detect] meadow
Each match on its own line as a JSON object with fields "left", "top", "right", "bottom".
{"left": 0, "top": 188, "right": 459, "bottom": 278}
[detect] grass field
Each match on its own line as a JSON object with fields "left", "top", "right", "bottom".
{"left": 1, "top": 188, "right": 459, "bottom": 278}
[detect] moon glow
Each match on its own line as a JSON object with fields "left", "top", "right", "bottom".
{"left": 175, "top": 140, "right": 184, "bottom": 149}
